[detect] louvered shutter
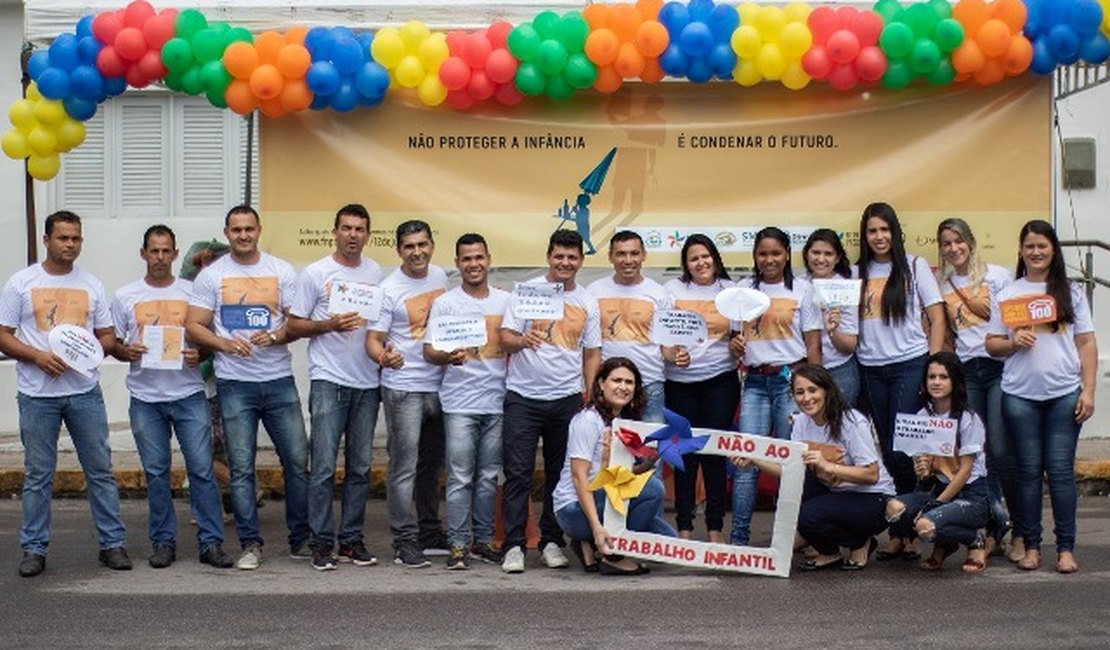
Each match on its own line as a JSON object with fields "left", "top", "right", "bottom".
{"left": 55, "top": 110, "right": 108, "bottom": 217}
{"left": 117, "top": 97, "right": 169, "bottom": 217}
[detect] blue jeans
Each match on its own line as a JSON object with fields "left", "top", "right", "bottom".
{"left": 827, "top": 358, "right": 860, "bottom": 409}
{"left": 554, "top": 473, "right": 674, "bottom": 540}
{"left": 18, "top": 386, "right": 127, "bottom": 555}
{"left": 859, "top": 353, "right": 928, "bottom": 495}
{"left": 130, "top": 391, "right": 224, "bottom": 552}
{"left": 730, "top": 371, "right": 794, "bottom": 545}
{"left": 307, "top": 380, "right": 379, "bottom": 549}
{"left": 963, "top": 356, "right": 1013, "bottom": 541}
{"left": 642, "top": 380, "right": 665, "bottom": 424}
{"left": 888, "top": 478, "right": 990, "bottom": 547}
{"left": 217, "top": 376, "right": 310, "bottom": 551}
{"left": 444, "top": 412, "right": 502, "bottom": 548}
{"left": 381, "top": 387, "right": 445, "bottom": 547}
{"left": 1002, "top": 389, "right": 1082, "bottom": 553}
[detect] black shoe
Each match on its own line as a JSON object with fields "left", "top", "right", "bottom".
{"left": 469, "top": 541, "right": 504, "bottom": 565}
{"left": 311, "top": 546, "right": 337, "bottom": 572}
{"left": 337, "top": 541, "right": 378, "bottom": 567}
{"left": 199, "top": 545, "right": 235, "bottom": 569}
{"left": 98, "top": 547, "right": 133, "bottom": 571}
{"left": 393, "top": 542, "right": 431, "bottom": 568}
{"left": 419, "top": 531, "right": 450, "bottom": 557}
{"left": 18, "top": 552, "right": 45, "bottom": 577}
{"left": 598, "top": 556, "right": 650, "bottom": 576}
{"left": 447, "top": 545, "right": 471, "bottom": 570}
{"left": 149, "top": 544, "right": 176, "bottom": 569}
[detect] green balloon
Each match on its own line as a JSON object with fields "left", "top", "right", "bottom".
{"left": 181, "top": 67, "right": 205, "bottom": 96}
{"left": 507, "top": 24, "right": 541, "bottom": 62}
{"left": 933, "top": 19, "right": 965, "bottom": 53}
{"left": 925, "top": 59, "right": 956, "bottom": 86}
{"left": 206, "top": 86, "right": 228, "bottom": 109}
{"left": 191, "top": 28, "right": 225, "bottom": 64}
{"left": 535, "top": 40, "right": 568, "bottom": 75}
{"left": 902, "top": 4, "right": 937, "bottom": 39}
{"left": 514, "top": 62, "right": 547, "bottom": 96}
{"left": 556, "top": 13, "right": 590, "bottom": 53}
{"left": 201, "top": 60, "right": 231, "bottom": 93}
{"left": 175, "top": 9, "right": 208, "bottom": 41}
{"left": 226, "top": 27, "right": 254, "bottom": 45}
{"left": 928, "top": 0, "right": 953, "bottom": 21}
{"left": 879, "top": 23, "right": 914, "bottom": 60}
{"left": 873, "top": 0, "right": 902, "bottom": 24}
{"left": 882, "top": 60, "right": 914, "bottom": 89}
{"left": 161, "top": 37, "right": 194, "bottom": 74}
{"left": 545, "top": 75, "right": 574, "bottom": 102}
{"left": 163, "top": 70, "right": 184, "bottom": 92}
{"left": 209, "top": 21, "right": 230, "bottom": 34}
{"left": 533, "top": 11, "right": 560, "bottom": 41}
{"left": 562, "top": 53, "right": 596, "bottom": 89}
{"left": 909, "top": 39, "right": 941, "bottom": 74}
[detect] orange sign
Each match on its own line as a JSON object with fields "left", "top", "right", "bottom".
{"left": 1000, "top": 294, "right": 1057, "bottom": 328}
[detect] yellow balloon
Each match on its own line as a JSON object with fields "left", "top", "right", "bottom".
{"left": 783, "top": 3, "right": 812, "bottom": 25}
{"left": 755, "top": 7, "right": 787, "bottom": 42}
{"left": 418, "top": 75, "right": 447, "bottom": 107}
{"left": 27, "top": 126, "right": 57, "bottom": 156}
{"left": 26, "top": 82, "right": 42, "bottom": 102}
{"left": 2, "top": 128, "right": 30, "bottom": 160}
{"left": 27, "top": 152, "right": 60, "bottom": 181}
{"left": 781, "top": 62, "right": 811, "bottom": 90}
{"left": 394, "top": 55, "right": 426, "bottom": 88}
{"left": 371, "top": 27, "right": 405, "bottom": 69}
{"left": 738, "top": 3, "right": 761, "bottom": 27}
{"left": 1100, "top": 0, "right": 1110, "bottom": 37}
{"left": 733, "top": 59, "right": 763, "bottom": 87}
{"left": 55, "top": 119, "right": 86, "bottom": 152}
{"left": 417, "top": 33, "right": 449, "bottom": 72}
{"left": 33, "top": 99, "right": 66, "bottom": 127}
{"left": 779, "top": 22, "right": 813, "bottom": 59}
{"left": 731, "top": 25, "right": 763, "bottom": 61}
{"left": 9, "top": 100, "right": 37, "bottom": 131}
{"left": 399, "top": 21, "right": 431, "bottom": 54}
{"left": 756, "top": 43, "right": 786, "bottom": 80}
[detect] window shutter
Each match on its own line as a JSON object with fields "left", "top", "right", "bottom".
{"left": 117, "top": 99, "right": 168, "bottom": 216}
{"left": 56, "top": 110, "right": 107, "bottom": 216}
{"left": 179, "top": 100, "right": 229, "bottom": 214}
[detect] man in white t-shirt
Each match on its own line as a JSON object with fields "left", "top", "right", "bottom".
{"left": 286, "top": 204, "right": 384, "bottom": 572}
{"left": 366, "top": 220, "right": 448, "bottom": 569}
{"left": 110, "top": 224, "right": 234, "bottom": 570}
{"left": 499, "top": 229, "right": 602, "bottom": 573}
{"left": 588, "top": 230, "right": 670, "bottom": 422}
{"left": 0, "top": 211, "right": 131, "bottom": 577}
{"left": 423, "top": 233, "right": 509, "bottom": 570}
{"left": 185, "top": 205, "right": 310, "bottom": 571}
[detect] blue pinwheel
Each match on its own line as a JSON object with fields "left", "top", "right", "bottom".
{"left": 645, "top": 408, "right": 709, "bottom": 473}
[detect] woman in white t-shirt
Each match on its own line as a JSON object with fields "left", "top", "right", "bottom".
{"left": 985, "top": 220, "right": 1097, "bottom": 575}
{"left": 884, "top": 352, "right": 991, "bottom": 573}
{"left": 803, "top": 228, "right": 860, "bottom": 406}
{"left": 935, "top": 217, "right": 1015, "bottom": 558}
{"left": 856, "top": 202, "right": 945, "bottom": 559}
{"left": 552, "top": 357, "right": 671, "bottom": 575}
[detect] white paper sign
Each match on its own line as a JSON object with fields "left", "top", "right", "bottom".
{"left": 511, "top": 282, "right": 564, "bottom": 320}
{"left": 47, "top": 324, "right": 104, "bottom": 378}
{"left": 429, "top": 315, "right": 488, "bottom": 352}
{"left": 140, "top": 325, "right": 185, "bottom": 370}
{"left": 812, "top": 278, "right": 862, "bottom": 308}
{"left": 327, "top": 281, "right": 383, "bottom": 322}
{"left": 714, "top": 287, "right": 770, "bottom": 322}
{"left": 652, "top": 309, "right": 707, "bottom": 347}
{"left": 893, "top": 413, "right": 958, "bottom": 456}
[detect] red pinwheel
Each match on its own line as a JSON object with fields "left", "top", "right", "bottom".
{"left": 615, "top": 427, "right": 658, "bottom": 459}
{"left": 645, "top": 408, "right": 708, "bottom": 473}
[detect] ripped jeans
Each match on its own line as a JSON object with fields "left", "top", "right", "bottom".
{"left": 887, "top": 478, "right": 990, "bottom": 548}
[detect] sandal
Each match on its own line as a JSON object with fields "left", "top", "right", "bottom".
{"left": 876, "top": 538, "right": 905, "bottom": 561}
{"left": 1017, "top": 550, "right": 1041, "bottom": 571}
{"left": 1055, "top": 552, "right": 1078, "bottom": 574}
{"left": 841, "top": 537, "right": 878, "bottom": 571}
{"left": 961, "top": 558, "right": 987, "bottom": 574}
{"left": 919, "top": 543, "right": 957, "bottom": 571}
{"left": 569, "top": 540, "right": 599, "bottom": 573}
{"left": 799, "top": 557, "right": 842, "bottom": 571}
{"left": 598, "top": 554, "right": 650, "bottom": 576}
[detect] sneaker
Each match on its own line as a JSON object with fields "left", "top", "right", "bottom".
{"left": 540, "top": 542, "right": 569, "bottom": 569}
{"left": 393, "top": 542, "right": 431, "bottom": 569}
{"left": 469, "top": 541, "right": 504, "bottom": 565}
{"left": 311, "top": 546, "right": 337, "bottom": 572}
{"left": 289, "top": 542, "right": 312, "bottom": 560}
{"left": 501, "top": 546, "right": 525, "bottom": 574}
{"left": 148, "top": 544, "right": 176, "bottom": 569}
{"left": 98, "top": 547, "right": 133, "bottom": 571}
{"left": 199, "top": 545, "right": 235, "bottom": 569}
{"left": 236, "top": 544, "right": 262, "bottom": 570}
{"left": 18, "top": 552, "right": 45, "bottom": 578}
{"left": 419, "top": 530, "right": 451, "bottom": 557}
{"left": 338, "top": 542, "right": 378, "bottom": 567}
{"left": 447, "top": 545, "right": 471, "bottom": 570}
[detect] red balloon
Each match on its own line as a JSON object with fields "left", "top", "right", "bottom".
{"left": 463, "top": 32, "right": 493, "bottom": 69}
{"left": 828, "top": 62, "right": 859, "bottom": 90}
{"left": 827, "top": 30, "right": 860, "bottom": 64}
{"left": 495, "top": 83, "right": 523, "bottom": 106}
{"left": 96, "top": 46, "right": 128, "bottom": 77}
{"left": 855, "top": 46, "right": 887, "bottom": 82}
{"left": 485, "top": 49, "right": 518, "bottom": 84}
{"left": 468, "top": 70, "right": 495, "bottom": 100}
{"left": 801, "top": 45, "right": 833, "bottom": 79}
{"left": 438, "top": 57, "right": 471, "bottom": 91}
{"left": 137, "top": 49, "right": 167, "bottom": 80}
{"left": 125, "top": 65, "right": 151, "bottom": 89}
{"left": 834, "top": 6, "right": 857, "bottom": 29}
{"left": 851, "top": 11, "right": 884, "bottom": 47}
{"left": 142, "top": 12, "right": 177, "bottom": 50}
{"left": 92, "top": 11, "right": 125, "bottom": 45}
{"left": 114, "top": 27, "right": 148, "bottom": 62}
{"left": 123, "top": 1, "right": 156, "bottom": 29}
{"left": 808, "top": 7, "right": 840, "bottom": 44}
{"left": 446, "top": 89, "right": 476, "bottom": 110}
{"left": 445, "top": 31, "right": 467, "bottom": 55}
{"left": 487, "top": 21, "right": 513, "bottom": 51}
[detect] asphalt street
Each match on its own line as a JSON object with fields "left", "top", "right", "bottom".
{"left": 1, "top": 497, "right": 1107, "bottom": 649}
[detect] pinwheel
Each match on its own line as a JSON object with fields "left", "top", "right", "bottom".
{"left": 645, "top": 408, "right": 709, "bottom": 472}
{"left": 614, "top": 427, "right": 658, "bottom": 459}
{"left": 587, "top": 465, "right": 653, "bottom": 515}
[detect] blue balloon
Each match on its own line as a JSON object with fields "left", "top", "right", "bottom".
{"left": 63, "top": 96, "right": 97, "bottom": 121}
{"left": 330, "top": 26, "right": 357, "bottom": 42}
{"left": 1080, "top": 34, "right": 1110, "bottom": 64}
{"left": 354, "top": 61, "right": 389, "bottom": 101}
{"left": 709, "top": 42, "right": 736, "bottom": 77}
{"left": 1024, "top": 0, "right": 1044, "bottom": 38}
{"left": 330, "top": 81, "right": 359, "bottom": 112}
{"left": 658, "top": 44, "right": 688, "bottom": 76}
{"left": 331, "top": 36, "right": 365, "bottom": 75}
{"left": 1069, "top": 0, "right": 1104, "bottom": 37}
{"left": 708, "top": 5, "right": 739, "bottom": 41}
{"left": 679, "top": 22, "right": 714, "bottom": 58}
{"left": 104, "top": 75, "right": 127, "bottom": 97}
{"left": 306, "top": 61, "right": 341, "bottom": 96}
{"left": 305, "top": 26, "right": 333, "bottom": 60}
{"left": 76, "top": 36, "right": 102, "bottom": 65}
{"left": 1048, "top": 24, "right": 1080, "bottom": 59}
{"left": 69, "top": 65, "right": 104, "bottom": 101}
{"left": 357, "top": 92, "right": 384, "bottom": 107}
{"left": 686, "top": 57, "right": 713, "bottom": 83}
{"left": 27, "top": 51, "right": 51, "bottom": 80}
{"left": 309, "top": 93, "right": 331, "bottom": 111}
{"left": 688, "top": 0, "right": 714, "bottom": 23}
{"left": 49, "top": 34, "right": 80, "bottom": 72}
{"left": 658, "top": 2, "right": 691, "bottom": 35}
{"left": 1029, "top": 38, "right": 1057, "bottom": 74}
{"left": 76, "top": 15, "right": 95, "bottom": 39}
{"left": 37, "top": 67, "right": 71, "bottom": 100}
{"left": 357, "top": 32, "right": 374, "bottom": 53}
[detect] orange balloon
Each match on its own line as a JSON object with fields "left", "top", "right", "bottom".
{"left": 280, "top": 79, "right": 314, "bottom": 112}
{"left": 277, "top": 44, "right": 311, "bottom": 79}
{"left": 635, "top": 21, "right": 669, "bottom": 58}
{"left": 637, "top": 0, "right": 665, "bottom": 22}
{"left": 609, "top": 5, "right": 642, "bottom": 42}
{"left": 258, "top": 96, "right": 287, "bottom": 118}
{"left": 640, "top": 57, "right": 664, "bottom": 83}
{"left": 583, "top": 4, "right": 611, "bottom": 31}
{"left": 250, "top": 64, "right": 284, "bottom": 99}
{"left": 614, "top": 42, "right": 646, "bottom": 78}
{"left": 992, "top": 0, "right": 1027, "bottom": 34}
{"left": 223, "top": 42, "right": 259, "bottom": 80}
{"left": 255, "top": 31, "right": 286, "bottom": 65}
{"left": 955, "top": 71, "right": 971, "bottom": 83}
{"left": 976, "top": 19, "right": 1011, "bottom": 58}
{"left": 973, "top": 59, "right": 1005, "bottom": 85}
{"left": 284, "top": 26, "right": 308, "bottom": 45}
{"left": 585, "top": 29, "right": 620, "bottom": 66}
{"left": 953, "top": 0, "right": 990, "bottom": 33}
{"left": 951, "top": 41, "right": 986, "bottom": 74}
{"left": 1001, "top": 36, "right": 1033, "bottom": 75}
{"left": 225, "top": 79, "right": 258, "bottom": 115}
{"left": 593, "top": 65, "right": 623, "bottom": 93}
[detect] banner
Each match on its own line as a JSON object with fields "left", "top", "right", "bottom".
{"left": 261, "top": 77, "right": 1050, "bottom": 269}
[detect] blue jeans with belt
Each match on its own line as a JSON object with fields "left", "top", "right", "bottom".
{"left": 730, "top": 369, "right": 794, "bottom": 545}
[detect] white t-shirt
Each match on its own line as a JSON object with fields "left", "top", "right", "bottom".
{"left": 739, "top": 277, "right": 821, "bottom": 367}
{"left": 790, "top": 409, "right": 895, "bottom": 495}
{"left": 987, "top": 278, "right": 1094, "bottom": 400}
{"left": 662, "top": 278, "right": 738, "bottom": 383}
{"left": 919, "top": 407, "right": 987, "bottom": 485}
{"left": 502, "top": 277, "right": 602, "bottom": 401}
{"left": 290, "top": 255, "right": 384, "bottom": 390}
{"left": 587, "top": 275, "right": 670, "bottom": 384}
{"left": 0, "top": 264, "right": 112, "bottom": 397}
{"left": 552, "top": 407, "right": 608, "bottom": 513}
{"left": 857, "top": 255, "right": 943, "bottom": 366}
{"left": 189, "top": 252, "right": 297, "bottom": 383}
{"left": 369, "top": 265, "right": 448, "bottom": 392}
{"left": 941, "top": 264, "right": 1011, "bottom": 362}
{"left": 112, "top": 278, "right": 205, "bottom": 403}
{"left": 807, "top": 273, "right": 859, "bottom": 370}
{"left": 429, "top": 286, "right": 509, "bottom": 414}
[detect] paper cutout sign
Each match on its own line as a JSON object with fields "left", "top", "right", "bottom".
{"left": 140, "top": 325, "right": 184, "bottom": 370}
{"left": 47, "top": 324, "right": 104, "bottom": 378}
{"left": 511, "top": 282, "right": 564, "bottom": 320}
{"left": 327, "top": 281, "right": 383, "bottom": 322}
{"left": 893, "top": 413, "right": 958, "bottom": 457}
{"left": 652, "top": 309, "right": 708, "bottom": 347}
{"left": 428, "top": 314, "right": 488, "bottom": 352}
{"left": 1000, "top": 294, "right": 1057, "bottom": 328}
{"left": 714, "top": 287, "right": 771, "bottom": 322}
{"left": 220, "top": 304, "right": 272, "bottom": 330}
{"left": 812, "top": 278, "right": 862, "bottom": 308}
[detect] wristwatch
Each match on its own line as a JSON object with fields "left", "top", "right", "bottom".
{"left": 268, "top": 332, "right": 278, "bottom": 344}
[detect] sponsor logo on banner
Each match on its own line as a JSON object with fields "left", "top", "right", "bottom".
{"left": 630, "top": 226, "right": 818, "bottom": 252}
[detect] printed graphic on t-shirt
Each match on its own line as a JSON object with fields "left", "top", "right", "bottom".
{"left": 743, "top": 297, "right": 797, "bottom": 341}
{"left": 472, "top": 314, "right": 506, "bottom": 360}
{"left": 531, "top": 304, "right": 587, "bottom": 350}
{"left": 943, "top": 283, "right": 989, "bottom": 330}
{"left": 674, "top": 299, "right": 728, "bottom": 340}
{"left": 806, "top": 441, "right": 845, "bottom": 464}
{"left": 862, "top": 278, "right": 887, "bottom": 321}
{"left": 404, "top": 288, "right": 446, "bottom": 340}
{"left": 221, "top": 276, "right": 280, "bottom": 315}
{"left": 597, "top": 297, "right": 653, "bottom": 343}
{"left": 133, "top": 299, "right": 189, "bottom": 329}
{"left": 31, "top": 287, "right": 89, "bottom": 331}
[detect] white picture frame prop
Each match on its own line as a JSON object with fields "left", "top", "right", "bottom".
{"left": 603, "top": 419, "right": 807, "bottom": 578}
{"left": 48, "top": 324, "right": 104, "bottom": 378}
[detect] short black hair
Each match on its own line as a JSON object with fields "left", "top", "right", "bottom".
{"left": 225, "top": 204, "right": 260, "bottom": 227}
{"left": 335, "top": 203, "right": 370, "bottom": 229}
{"left": 142, "top": 224, "right": 177, "bottom": 249}
{"left": 396, "top": 220, "right": 433, "bottom": 248}
{"left": 45, "top": 210, "right": 81, "bottom": 236}
{"left": 609, "top": 230, "right": 643, "bottom": 249}
{"left": 548, "top": 229, "right": 584, "bottom": 256}
{"left": 455, "top": 233, "right": 488, "bottom": 257}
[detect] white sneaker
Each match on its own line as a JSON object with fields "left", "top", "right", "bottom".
{"left": 540, "top": 542, "right": 569, "bottom": 569}
{"left": 501, "top": 546, "right": 525, "bottom": 573}
{"left": 236, "top": 544, "right": 262, "bottom": 571}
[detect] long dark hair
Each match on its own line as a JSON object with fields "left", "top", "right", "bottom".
{"left": 1015, "top": 219, "right": 1075, "bottom": 329}
{"left": 921, "top": 351, "right": 970, "bottom": 422}
{"left": 802, "top": 228, "right": 852, "bottom": 278}
{"left": 790, "top": 364, "right": 851, "bottom": 443}
{"left": 857, "top": 202, "right": 913, "bottom": 325}
{"left": 589, "top": 357, "right": 646, "bottom": 425}
{"left": 679, "top": 234, "right": 731, "bottom": 284}
{"left": 752, "top": 227, "right": 795, "bottom": 290}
